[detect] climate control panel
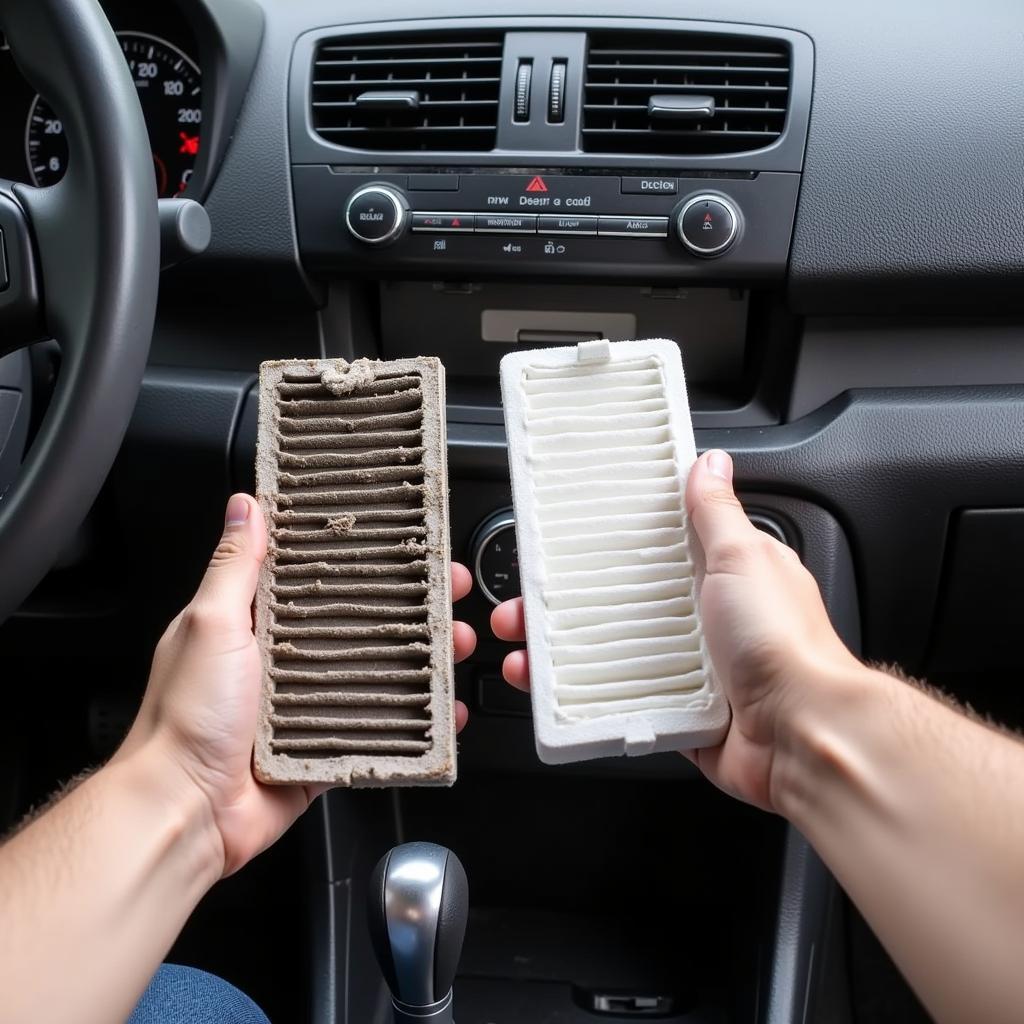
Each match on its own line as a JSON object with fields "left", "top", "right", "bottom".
{"left": 292, "top": 167, "right": 800, "bottom": 282}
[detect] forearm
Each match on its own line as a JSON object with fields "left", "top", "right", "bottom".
{"left": 776, "top": 665, "right": 1024, "bottom": 1024}
{"left": 0, "top": 742, "right": 223, "bottom": 1024}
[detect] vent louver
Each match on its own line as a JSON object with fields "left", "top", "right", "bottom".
{"left": 583, "top": 31, "right": 790, "bottom": 155}
{"left": 311, "top": 31, "right": 504, "bottom": 151}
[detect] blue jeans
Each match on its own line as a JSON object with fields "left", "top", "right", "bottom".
{"left": 128, "top": 964, "right": 270, "bottom": 1024}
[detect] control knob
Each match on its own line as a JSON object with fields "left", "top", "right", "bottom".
{"left": 676, "top": 193, "right": 740, "bottom": 258}
{"left": 469, "top": 510, "right": 520, "bottom": 606}
{"left": 345, "top": 184, "right": 409, "bottom": 246}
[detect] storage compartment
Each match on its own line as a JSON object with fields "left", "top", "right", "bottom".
{"left": 398, "top": 773, "right": 785, "bottom": 1023}
{"left": 376, "top": 281, "right": 761, "bottom": 422}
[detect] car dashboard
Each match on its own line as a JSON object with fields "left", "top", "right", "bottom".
{"left": 3, "top": 1, "right": 1024, "bottom": 1023}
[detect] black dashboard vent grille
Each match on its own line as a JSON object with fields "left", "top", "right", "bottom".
{"left": 311, "top": 31, "right": 504, "bottom": 151}
{"left": 582, "top": 31, "right": 790, "bottom": 155}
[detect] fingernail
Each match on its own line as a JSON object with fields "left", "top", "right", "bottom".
{"left": 707, "top": 450, "right": 732, "bottom": 482}
{"left": 225, "top": 495, "right": 250, "bottom": 527}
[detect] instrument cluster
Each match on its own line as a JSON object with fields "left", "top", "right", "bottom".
{"left": 0, "top": 2, "right": 202, "bottom": 197}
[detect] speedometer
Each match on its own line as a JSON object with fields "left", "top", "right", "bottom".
{"left": 25, "top": 31, "right": 202, "bottom": 197}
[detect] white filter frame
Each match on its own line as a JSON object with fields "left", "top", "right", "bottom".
{"left": 500, "top": 338, "right": 729, "bottom": 765}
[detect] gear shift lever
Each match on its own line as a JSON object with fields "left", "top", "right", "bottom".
{"left": 367, "top": 842, "right": 469, "bottom": 1024}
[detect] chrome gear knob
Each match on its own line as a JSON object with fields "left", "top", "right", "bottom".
{"left": 367, "top": 842, "right": 469, "bottom": 1024}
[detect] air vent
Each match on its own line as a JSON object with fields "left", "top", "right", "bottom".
{"left": 583, "top": 31, "right": 790, "bottom": 155}
{"left": 311, "top": 31, "right": 504, "bottom": 151}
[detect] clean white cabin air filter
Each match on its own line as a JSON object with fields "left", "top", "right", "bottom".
{"left": 500, "top": 338, "right": 729, "bottom": 765}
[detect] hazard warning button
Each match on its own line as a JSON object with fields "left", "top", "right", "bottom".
{"left": 677, "top": 194, "right": 740, "bottom": 257}
{"left": 411, "top": 212, "right": 475, "bottom": 233}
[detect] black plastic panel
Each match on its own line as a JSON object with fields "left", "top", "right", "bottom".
{"left": 109, "top": 367, "right": 253, "bottom": 634}
{"left": 928, "top": 509, "right": 1024, "bottom": 673}
{"left": 293, "top": 166, "right": 799, "bottom": 281}
{"left": 789, "top": 318, "right": 1024, "bottom": 419}
{"left": 0, "top": 350, "right": 30, "bottom": 502}
{"left": 497, "top": 32, "right": 585, "bottom": 152}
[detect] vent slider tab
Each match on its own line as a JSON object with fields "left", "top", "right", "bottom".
{"left": 356, "top": 90, "right": 421, "bottom": 110}
{"left": 648, "top": 93, "right": 714, "bottom": 120}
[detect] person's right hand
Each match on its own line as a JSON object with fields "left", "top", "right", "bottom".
{"left": 491, "top": 449, "right": 861, "bottom": 814}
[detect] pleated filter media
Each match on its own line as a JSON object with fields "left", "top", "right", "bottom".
{"left": 253, "top": 357, "right": 455, "bottom": 787}
{"left": 500, "top": 338, "right": 729, "bottom": 764}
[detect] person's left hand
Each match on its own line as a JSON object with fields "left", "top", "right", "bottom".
{"left": 116, "top": 494, "right": 477, "bottom": 875}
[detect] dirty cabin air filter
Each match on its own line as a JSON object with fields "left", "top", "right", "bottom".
{"left": 500, "top": 338, "right": 729, "bottom": 765}
{"left": 254, "top": 357, "right": 455, "bottom": 787}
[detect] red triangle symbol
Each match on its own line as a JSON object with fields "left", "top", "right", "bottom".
{"left": 451, "top": 217, "right": 461, "bottom": 226}
{"left": 525, "top": 176, "right": 548, "bottom": 193}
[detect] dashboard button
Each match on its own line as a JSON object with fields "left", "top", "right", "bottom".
{"left": 538, "top": 215, "right": 598, "bottom": 236}
{"left": 621, "top": 176, "right": 677, "bottom": 196}
{"left": 411, "top": 212, "right": 473, "bottom": 233}
{"left": 597, "top": 216, "right": 669, "bottom": 238}
{"left": 344, "top": 185, "right": 408, "bottom": 246}
{"left": 474, "top": 214, "right": 537, "bottom": 234}
{"left": 677, "top": 195, "right": 739, "bottom": 257}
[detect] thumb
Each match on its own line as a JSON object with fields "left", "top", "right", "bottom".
{"left": 685, "top": 450, "right": 758, "bottom": 574}
{"left": 191, "top": 494, "right": 267, "bottom": 626}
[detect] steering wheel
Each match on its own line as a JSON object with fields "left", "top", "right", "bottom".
{"left": 0, "top": 0, "right": 158, "bottom": 622}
